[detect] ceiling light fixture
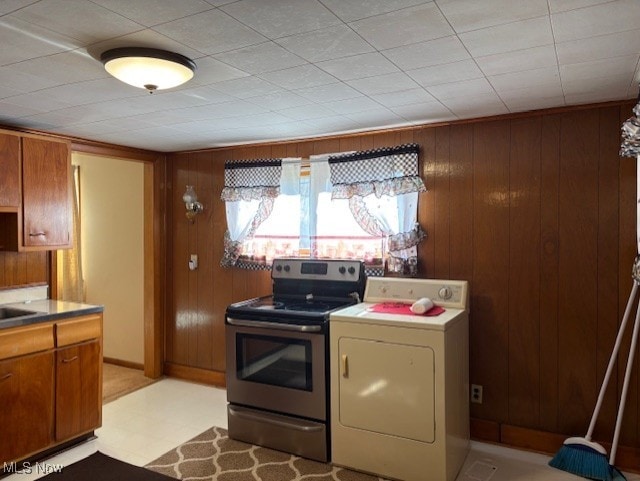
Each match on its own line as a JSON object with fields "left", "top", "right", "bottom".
{"left": 100, "top": 47, "right": 196, "bottom": 94}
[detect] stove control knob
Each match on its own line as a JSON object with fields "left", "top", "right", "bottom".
{"left": 284, "top": 265, "right": 290, "bottom": 272}
{"left": 275, "top": 265, "right": 283, "bottom": 272}
{"left": 438, "top": 286, "right": 452, "bottom": 300}
{"left": 348, "top": 266, "right": 356, "bottom": 275}
{"left": 339, "top": 266, "right": 346, "bottom": 274}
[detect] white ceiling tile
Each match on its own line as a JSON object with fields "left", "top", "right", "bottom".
{"left": 259, "top": 64, "right": 338, "bottom": 90}
{"left": 245, "top": 91, "right": 313, "bottom": 110}
{"left": 459, "top": 16, "right": 553, "bottom": 57}
{"left": 0, "top": 85, "right": 22, "bottom": 99}
{"left": 213, "top": 42, "right": 306, "bottom": 74}
{"left": 302, "top": 115, "right": 361, "bottom": 131}
{"left": 436, "top": 0, "right": 549, "bottom": 33}
{"left": 277, "top": 104, "right": 337, "bottom": 121}
{"left": 349, "top": 3, "right": 453, "bottom": 50}
{"left": 552, "top": 0, "right": 640, "bottom": 43}
{"left": 275, "top": 24, "right": 374, "bottom": 63}
{"left": 31, "top": 78, "right": 136, "bottom": 106}
{"left": 94, "top": 0, "right": 214, "bottom": 27}
{"left": 9, "top": 50, "right": 106, "bottom": 87}
{"left": 488, "top": 66, "right": 561, "bottom": 92}
{"left": 294, "top": 83, "right": 362, "bottom": 102}
{"left": 476, "top": 45, "right": 558, "bottom": 76}
{"left": 12, "top": 0, "right": 142, "bottom": 43}
{"left": 0, "top": 65, "right": 61, "bottom": 93}
{"left": 556, "top": 29, "right": 640, "bottom": 65}
{"left": 388, "top": 101, "right": 455, "bottom": 122}
{"left": 548, "top": 0, "right": 612, "bottom": 13}
{"left": 316, "top": 52, "right": 399, "bottom": 81}
{"left": 220, "top": 0, "right": 341, "bottom": 38}
{"left": 153, "top": 9, "right": 267, "bottom": 55}
{"left": 66, "top": 117, "right": 158, "bottom": 135}
{"left": 347, "top": 107, "right": 407, "bottom": 127}
{"left": 346, "top": 72, "right": 420, "bottom": 95}
{"left": 498, "top": 84, "right": 564, "bottom": 104}
{"left": 322, "top": 97, "right": 383, "bottom": 114}
{"left": 503, "top": 95, "right": 566, "bottom": 112}
{"left": 0, "top": 16, "right": 78, "bottom": 66}
{"left": 0, "top": 0, "right": 39, "bottom": 16}
{"left": 441, "top": 93, "right": 509, "bottom": 118}
{"left": 406, "top": 59, "right": 484, "bottom": 87}
{"left": 560, "top": 55, "right": 637, "bottom": 84}
{"left": 371, "top": 88, "right": 436, "bottom": 107}
{"left": 382, "top": 36, "right": 470, "bottom": 70}
{"left": 188, "top": 57, "right": 250, "bottom": 86}
{"left": 562, "top": 73, "right": 634, "bottom": 97}
{"left": 319, "top": 0, "right": 428, "bottom": 22}
{"left": 0, "top": 100, "right": 45, "bottom": 118}
{"left": 427, "top": 77, "right": 496, "bottom": 100}
{"left": 209, "top": 76, "right": 283, "bottom": 99}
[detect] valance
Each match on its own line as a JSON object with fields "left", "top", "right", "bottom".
{"left": 221, "top": 158, "right": 282, "bottom": 202}
{"left": 328, "top": 144, "right": 425, "bottom": 199}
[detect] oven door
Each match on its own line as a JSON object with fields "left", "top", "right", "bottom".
{"left": 226, "top": 318, "right": 326, "bottom": 421}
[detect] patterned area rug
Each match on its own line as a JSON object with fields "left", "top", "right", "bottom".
{"left": 145, "top": 427, "right": 387, "bottom": 481}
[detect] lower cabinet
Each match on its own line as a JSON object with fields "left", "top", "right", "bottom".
{"left": 55, "top": 340, "right": 101, "bottom": 442}
{"left": 0, "top": 351, "right": 54, "bottom": 463}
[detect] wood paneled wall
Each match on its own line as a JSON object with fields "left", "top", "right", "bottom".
{"left": 167, "top": 101, "right": 639, "bottom": 456}
{"left": 0, "top": 251, "right": 48, "bottom": 288}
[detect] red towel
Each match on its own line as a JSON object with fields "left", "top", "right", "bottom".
{"left": 369, "top": 302, "right": 445, "bottom": 316}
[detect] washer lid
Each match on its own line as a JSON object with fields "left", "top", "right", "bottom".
{"left": 330, "top": 302, "right": 466, "bottom": 330}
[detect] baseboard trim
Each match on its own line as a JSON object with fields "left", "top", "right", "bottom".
{"left": 471, "top": 419, "right": 640, "bottom": 474}
{"left": 103, "top": 357, "right": 143, "bottom": 370}
{"left": 164, "top": 362, "right": 226, "bottom": 387}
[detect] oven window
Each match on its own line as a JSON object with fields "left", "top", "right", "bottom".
{"left": 236, "top": 333, "right": 312, "bottom": 391}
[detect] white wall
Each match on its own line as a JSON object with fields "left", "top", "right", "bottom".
{"left": 72, "top": 152, "right": 144, "bottom": 365}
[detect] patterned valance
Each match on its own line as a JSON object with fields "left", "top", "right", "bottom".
{"left": 221, "top": 158, "right": 282, "bottom": 202}
{"left": 328, "top": 144, "right": 425, "bottom": 198}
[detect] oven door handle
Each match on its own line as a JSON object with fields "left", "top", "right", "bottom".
{"left": 226, "top": 318, "right": 322, "bottom": 332}
{"left": 228, "top": 406, "right": 324, "bottom": 432}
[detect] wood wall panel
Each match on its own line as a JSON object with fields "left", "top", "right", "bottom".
{"left": 164, "top": 101, "right": 640, "bottom": 459}
{"left": 0, "top": 252, "right": 48, "bottom": 289}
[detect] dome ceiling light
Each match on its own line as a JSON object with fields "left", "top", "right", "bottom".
{"left": 100, "top": 47, "right": 196, "bottom": 94}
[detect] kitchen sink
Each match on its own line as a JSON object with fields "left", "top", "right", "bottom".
{"left": 0, "top": 307, "right": 38, "bottom": 320}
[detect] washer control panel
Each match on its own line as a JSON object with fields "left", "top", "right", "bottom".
{"left": 364, "top": 277, "right": 468, "bottom": 309}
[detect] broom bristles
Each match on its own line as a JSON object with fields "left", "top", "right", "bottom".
{"left": 548, "top": 442, "right": 612, "bottom": 481}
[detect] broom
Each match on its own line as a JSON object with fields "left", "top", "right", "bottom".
{"left": 548, "top": 280, "right": 638, "bottom": 480}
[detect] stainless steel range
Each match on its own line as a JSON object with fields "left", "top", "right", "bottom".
{"left": 225, "top": 258, "right": 366, "bottom": 462}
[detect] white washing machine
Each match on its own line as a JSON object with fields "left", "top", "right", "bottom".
{"left": 329, "top": 277, "right": 470, "bottom": 481}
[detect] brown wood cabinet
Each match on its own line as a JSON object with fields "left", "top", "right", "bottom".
{"left": 0, "top": 131, "right": 72, "bottom": 251}
{"left": 55, "top": 340, "right": 101, "bottom": 441}
{"left": 0, "top": 132, "right": 20, "bottom": 208}
{"left": 0, "top": 312, "right": 102, "bottom": 464}
{"left": 0, "top": 351, "right": 54, "bottom": 463}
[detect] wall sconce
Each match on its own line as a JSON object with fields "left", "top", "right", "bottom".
{"left": 183, "top": 185, "right": 203, "bottom": 223}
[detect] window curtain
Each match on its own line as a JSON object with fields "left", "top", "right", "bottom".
{"left": 328, "top": 144, "right": 426, "bottom": 277}
{"left": 220, "top": 158, "right": 283, "bottom": 268}
{"left": 221, "top": 158, "right": 301, "bottom": 268}
{"left": 58, "top": 165, "right": 85, "bottom": 301}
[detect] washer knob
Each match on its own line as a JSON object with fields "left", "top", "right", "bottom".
{"left": 339, "top": 266, "right": 346, "bottom": 274}
{"left": 438, "top": 286, "right": 452, "bottom": 300}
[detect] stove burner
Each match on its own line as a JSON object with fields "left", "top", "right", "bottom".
{"left": 285, "top": 302, "right": 330, "bottom": 312}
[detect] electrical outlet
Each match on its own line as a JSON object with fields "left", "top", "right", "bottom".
{"left": 471, "top": 384, "right": 483, "bottom": 404}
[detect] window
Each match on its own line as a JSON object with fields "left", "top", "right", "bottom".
{"left": 221, "top": 144, "right": 425, "bottom": 276}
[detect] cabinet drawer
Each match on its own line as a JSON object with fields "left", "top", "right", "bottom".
{"left": 56, "top": 315, "right": 102, "bottom": 347}
{"left": 0, "top": 323, "right": 54, "bottom": 360}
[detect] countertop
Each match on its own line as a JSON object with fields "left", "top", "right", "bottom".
{"left": 0, "top": 299, "right": 104, "bottom": 330}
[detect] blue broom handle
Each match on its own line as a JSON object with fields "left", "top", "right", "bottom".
{"left": 609, "top": 290, "right": 640, "bottom": 464}
{"left": 585, "top": 281, "right": 638, "bottom": 440}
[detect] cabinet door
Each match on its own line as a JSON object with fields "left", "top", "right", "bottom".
{"left": 338, "top": 337, "right": 435, "bottom": 443}
{"left": 0, "top": 351, "right": 54, "bottom": 463}
{"left": 0, "top": 133, "right": 20, "bottom": 208}
{"left": 55, "top": 341, "right": 101, "bottom": 441}
{"left": 22, "top": 137, "right": 71, "bottom": 248}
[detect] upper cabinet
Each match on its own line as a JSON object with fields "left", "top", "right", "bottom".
{"left": 0, "top": 131, "right": 72, "bottom": 251}
{"left": 0, "top": 133, "right": 20, "bottom": 208}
